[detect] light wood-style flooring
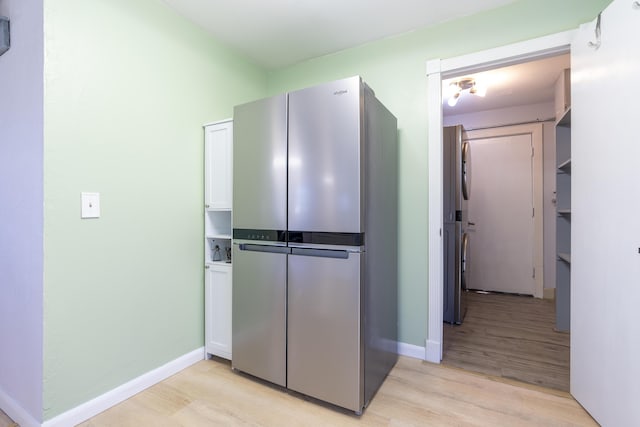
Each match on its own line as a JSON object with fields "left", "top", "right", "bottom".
{"left": 76, "top": 355, "right": 595, "bottom": 426}
{"left": 0, "top": 409, "right": 17, "bottom": 427}
{"left": 1, "top": 293, "right": 579, "bottom": 427}
{"left": 443, "top": 291, "right": 570, "bottom": 391}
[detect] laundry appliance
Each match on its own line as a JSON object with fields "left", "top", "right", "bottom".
{"left": 443, "top": 125, "right": 470, "bottom": 324}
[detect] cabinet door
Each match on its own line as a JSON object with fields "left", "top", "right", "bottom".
{"left": 205, "top": 264, "right": 232, "bottom": 359}
{"left": 204, "top": 121, "right": 233, "bottom": 210}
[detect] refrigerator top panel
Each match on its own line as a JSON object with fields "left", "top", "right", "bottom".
{"left": 288, "top": 76, "right": 363, "bottom": 236}
{"left": 233, "top": 94, "right": 287, "bottom": 240}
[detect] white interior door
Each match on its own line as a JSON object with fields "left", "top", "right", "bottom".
{"left": 571, "top": 1, "right": 640, "bottom": 425}
{"left": 466, "top": 129, "right": 535, "bottom": 295}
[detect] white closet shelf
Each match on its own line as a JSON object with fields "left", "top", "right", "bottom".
{"left": 206, "top": 261, "right": 232, "bottom": 267}
{"left": 207, "top": 234, "right": 232, "bottom": 240}
{"left": 556, "top": 107, "right": 571, "bottom": 127}
{"left": 558, "top": 253, "right": 571, "bottom": 264}
{"left": 557, "top": 158, "right": 572, "bottom": 172}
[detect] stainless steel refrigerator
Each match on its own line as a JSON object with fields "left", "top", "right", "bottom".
{"left": 443, "top": 125, "right": 470, "bottom": 324}
{"left": 232, "top": 76, "right": 398, "bottom": 414}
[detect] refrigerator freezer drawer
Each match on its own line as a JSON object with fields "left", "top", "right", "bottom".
{"left": 232, "top": 244, "right": 287, "bottom": 387}
{"left": 287, "top": 251, "right": 363, "bottom": 412}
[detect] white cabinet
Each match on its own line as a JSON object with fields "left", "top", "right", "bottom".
{"left": 205, "top": 264, "right": 232, "bottom": 359}
{"left": 205, "top": 120, "right": 233, "bottom": 210}
{"left": 204, "top": 119, "right": 233, "bottom": 359}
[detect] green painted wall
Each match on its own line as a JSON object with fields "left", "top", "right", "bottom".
{"left": 267, "top": 0, "right": 611, "bottom": 347}
{"left": 42, "top": 0, "right": 266, "bottom": 419}
{"left": 40, "top": 0, "right": 613, "bottom": 419}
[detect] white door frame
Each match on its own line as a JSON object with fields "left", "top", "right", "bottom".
{"left": 425, "top": 30, "right": 575, "bottom": 363}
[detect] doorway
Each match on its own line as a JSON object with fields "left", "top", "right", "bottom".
{"left": 425, "top": 31, "right": 575, "bottom": 370}
{"left": 439, "top": 63, "right": 566, "bottom": 390}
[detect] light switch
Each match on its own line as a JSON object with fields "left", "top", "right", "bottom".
{"left": 81, "top": 192, "right": 100, "bottom": 218}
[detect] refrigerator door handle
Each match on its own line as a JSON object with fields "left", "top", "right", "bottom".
{"left": 291, "top": 247, "right": 349, "bottom": 259}
{"left": 238, "top": 244, "right": 291, "bottom": 254}
{"left": 289, "top": 242, "right": 363, "bottom": 253}
{"left": 461, "top": 233, "right": 469, "bottom": 290}
{"left": 461, "top": 140, "right": 471, "bottom": 200}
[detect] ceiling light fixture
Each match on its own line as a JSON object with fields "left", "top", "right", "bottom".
{"left": 447, "top": 78, "right": 486, "bottom": 107}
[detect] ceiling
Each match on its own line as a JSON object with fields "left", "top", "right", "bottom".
{"left": 443, "top": 54, "right": 570, "bottom": 116}
{"left": 160, "top": 1, "right": 567, "bottom": 114}
{"left": 161, "top": 0, "right": 517, "bottom": 69}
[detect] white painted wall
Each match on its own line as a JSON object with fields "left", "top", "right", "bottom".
{"left": 0, "top": 0, "right": 44, "bottom": 425}
{"left": 444, "top": 102, "right": 557, "bottom": 290}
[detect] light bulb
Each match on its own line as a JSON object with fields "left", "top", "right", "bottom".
{"left": 445, "top": 82, "right": 461, "bottom": 98}
{"left": 470, "top": 82, "right": 487, "bottom": 97}
{"left": 474, "top": 84, "right": 487, "bottom": 97}
{"left": 448, "top": 92, "right": 460, "bottom": 107}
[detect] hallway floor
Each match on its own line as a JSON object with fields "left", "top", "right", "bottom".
{"left": 443, "top": 291, "right": 570, "bottom": 391}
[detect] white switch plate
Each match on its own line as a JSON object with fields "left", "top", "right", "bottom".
{"left": 81, "top": 192, "right": 100, "bottom": 218}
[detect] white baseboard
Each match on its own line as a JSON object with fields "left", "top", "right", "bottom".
{"left": 543, "top": 288, "right": 556, "bottom": 300}
{"left": 425, "top": 339, "right": 442, "bottom": 364}
{"left": 397, "top": 342, "right": 426, "bottom": 360}
{"left": 42, "top": 347, "right": 205, "bottom": 427}
{"left": 0, "top": 387, "right": 41, "bottom": 427}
